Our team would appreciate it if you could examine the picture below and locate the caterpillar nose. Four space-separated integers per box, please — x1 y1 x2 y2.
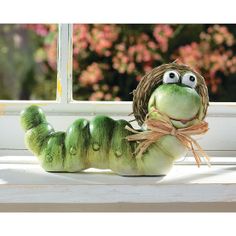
153 84 201 121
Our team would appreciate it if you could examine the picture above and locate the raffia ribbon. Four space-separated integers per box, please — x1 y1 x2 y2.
125 111 210 167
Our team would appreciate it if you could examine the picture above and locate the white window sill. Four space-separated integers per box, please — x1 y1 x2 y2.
0 156 235 212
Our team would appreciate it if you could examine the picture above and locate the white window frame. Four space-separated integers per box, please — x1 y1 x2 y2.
0 24 236 160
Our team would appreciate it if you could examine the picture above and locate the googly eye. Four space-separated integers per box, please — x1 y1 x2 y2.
181 72 197 88
163 70 180 84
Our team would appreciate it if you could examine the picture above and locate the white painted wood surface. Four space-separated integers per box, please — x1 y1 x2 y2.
0 156 235 211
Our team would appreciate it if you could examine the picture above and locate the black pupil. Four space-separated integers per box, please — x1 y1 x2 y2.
189 76 195 82
169 72 175 78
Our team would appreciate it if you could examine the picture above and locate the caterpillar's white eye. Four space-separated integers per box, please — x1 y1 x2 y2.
181 72 197 88
163 70 180 84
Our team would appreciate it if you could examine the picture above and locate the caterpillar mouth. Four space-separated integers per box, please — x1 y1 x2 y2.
169 115 197 124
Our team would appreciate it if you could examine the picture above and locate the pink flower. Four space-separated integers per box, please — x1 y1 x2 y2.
88 24 119 56
173 25 236 94
112 32 161 74
79 63 104 86
73 24 90 55
45 40 57 70
153 25 173 52
89 91 104 101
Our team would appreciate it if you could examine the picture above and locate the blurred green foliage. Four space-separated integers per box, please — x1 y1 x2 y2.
0 24 57 100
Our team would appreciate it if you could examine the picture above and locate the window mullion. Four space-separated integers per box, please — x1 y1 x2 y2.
57 24 73 104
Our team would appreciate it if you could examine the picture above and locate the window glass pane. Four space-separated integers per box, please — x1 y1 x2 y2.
72 24 236 102
0 24 57 100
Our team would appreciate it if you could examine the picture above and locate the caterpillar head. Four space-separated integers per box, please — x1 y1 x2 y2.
133 63 209 128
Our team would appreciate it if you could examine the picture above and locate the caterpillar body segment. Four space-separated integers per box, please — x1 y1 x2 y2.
64 118 90 172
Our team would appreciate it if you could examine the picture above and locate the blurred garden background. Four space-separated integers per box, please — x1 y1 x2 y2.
1 24 236 101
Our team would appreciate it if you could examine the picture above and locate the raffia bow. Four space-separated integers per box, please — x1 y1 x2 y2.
125 111 210 167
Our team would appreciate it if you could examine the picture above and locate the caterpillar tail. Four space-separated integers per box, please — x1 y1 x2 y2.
20 105 67 172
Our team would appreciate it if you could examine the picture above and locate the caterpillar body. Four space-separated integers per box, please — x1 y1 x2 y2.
20 63 209 176
20 105 187 176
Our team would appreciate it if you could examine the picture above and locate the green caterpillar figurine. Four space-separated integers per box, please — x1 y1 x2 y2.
20 63 209 176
